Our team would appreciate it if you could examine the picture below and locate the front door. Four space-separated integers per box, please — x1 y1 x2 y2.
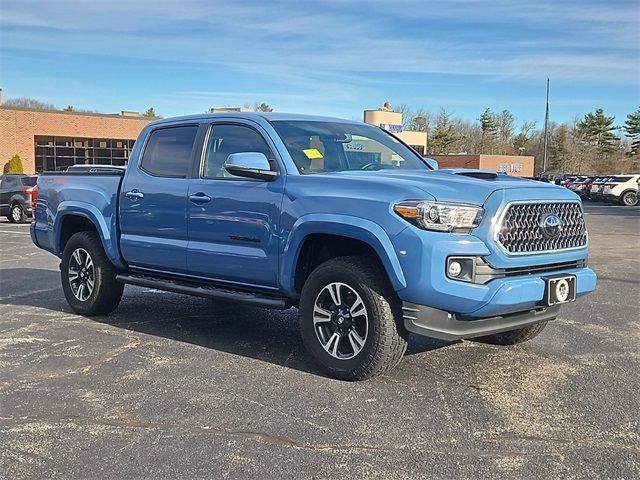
187 123 284 289
119 125 199 275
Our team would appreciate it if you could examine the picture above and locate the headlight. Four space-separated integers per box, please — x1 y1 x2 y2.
393 201 483 233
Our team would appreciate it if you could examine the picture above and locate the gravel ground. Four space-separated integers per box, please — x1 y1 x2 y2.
0 202 638 479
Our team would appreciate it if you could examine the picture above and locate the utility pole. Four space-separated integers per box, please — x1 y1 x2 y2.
542 77 550 173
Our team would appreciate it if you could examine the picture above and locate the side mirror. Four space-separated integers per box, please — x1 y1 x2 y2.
424 157 439 170
224 152 278 181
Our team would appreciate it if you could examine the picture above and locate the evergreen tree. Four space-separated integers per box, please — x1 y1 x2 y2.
143 107 158 118
63 105 74 111
576 108 619 154
623 107 640 156
254 102 273 112
478 108 498 153
428 110 464 154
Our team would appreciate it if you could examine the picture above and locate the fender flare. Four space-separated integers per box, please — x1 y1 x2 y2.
53 201 125 269
280 213 407 297
619 189 637 199
8 194 26 209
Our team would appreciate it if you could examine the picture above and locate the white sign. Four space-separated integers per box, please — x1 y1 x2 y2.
499 163 523 173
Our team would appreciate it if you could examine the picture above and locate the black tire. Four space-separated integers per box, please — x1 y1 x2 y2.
472 322 547 346
299 256 408 381
61 231 124 316
620 191 638 207
8 204 26 223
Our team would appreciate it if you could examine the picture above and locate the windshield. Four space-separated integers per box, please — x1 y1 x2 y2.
270 120 429 174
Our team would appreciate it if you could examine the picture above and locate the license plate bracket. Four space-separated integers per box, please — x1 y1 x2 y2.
544 275 577 306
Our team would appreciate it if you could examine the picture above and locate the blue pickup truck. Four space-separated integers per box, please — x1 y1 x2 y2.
31 113 596 380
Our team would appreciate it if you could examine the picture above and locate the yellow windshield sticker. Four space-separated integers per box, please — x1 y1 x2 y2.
303 148 323 159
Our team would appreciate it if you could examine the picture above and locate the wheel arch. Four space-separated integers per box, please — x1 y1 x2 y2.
54 202 125 269
281 214 406 298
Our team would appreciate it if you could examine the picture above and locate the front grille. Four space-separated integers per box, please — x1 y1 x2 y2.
497 202 587 254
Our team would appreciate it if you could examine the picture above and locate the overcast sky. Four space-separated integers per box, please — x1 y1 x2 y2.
1 0 638 125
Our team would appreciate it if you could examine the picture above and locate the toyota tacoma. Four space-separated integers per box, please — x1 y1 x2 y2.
31 113 597 380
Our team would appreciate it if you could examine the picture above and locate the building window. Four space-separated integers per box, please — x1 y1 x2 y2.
34 136 137 172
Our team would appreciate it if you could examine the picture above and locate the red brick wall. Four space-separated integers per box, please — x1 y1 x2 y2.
429 155 481 170
1 107 152 173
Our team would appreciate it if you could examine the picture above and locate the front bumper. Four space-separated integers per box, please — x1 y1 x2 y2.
391 226 597 317
402 303 560 341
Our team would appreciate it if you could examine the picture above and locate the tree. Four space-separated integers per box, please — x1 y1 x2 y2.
576 108 619 154
512 121 537 154
393 104 431 132
143 107 158 118
254 102 273 112
496 110 515 154
7 154 24 174
4 97 56 110
63 105 74 112
623 107 640 156
478 108 498 153
428 110 465 154
547 124 570 172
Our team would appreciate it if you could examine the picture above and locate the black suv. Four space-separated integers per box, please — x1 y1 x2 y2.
0 174 38 223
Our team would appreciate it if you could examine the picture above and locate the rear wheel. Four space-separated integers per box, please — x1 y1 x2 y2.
61 231 124 315
472 322 547 345
8 204 26 223
620 191 638 206
299 256 408 381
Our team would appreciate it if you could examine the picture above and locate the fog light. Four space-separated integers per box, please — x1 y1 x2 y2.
448 261 462 277
446 257 477 282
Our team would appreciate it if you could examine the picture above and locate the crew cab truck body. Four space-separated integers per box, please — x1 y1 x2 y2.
32 113 597 380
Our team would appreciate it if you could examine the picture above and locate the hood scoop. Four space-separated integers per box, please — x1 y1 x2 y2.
451 169 499 180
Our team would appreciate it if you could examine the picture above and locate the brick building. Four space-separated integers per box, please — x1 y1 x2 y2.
0 107 152 174
429 154 535 177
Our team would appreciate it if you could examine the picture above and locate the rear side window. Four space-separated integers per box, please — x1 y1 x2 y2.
141 126 198 177
21 177 37 187
611 176 632 182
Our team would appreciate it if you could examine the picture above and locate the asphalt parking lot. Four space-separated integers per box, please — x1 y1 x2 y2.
1 203 638 479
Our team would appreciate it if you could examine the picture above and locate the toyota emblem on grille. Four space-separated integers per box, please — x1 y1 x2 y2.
540 213 562 239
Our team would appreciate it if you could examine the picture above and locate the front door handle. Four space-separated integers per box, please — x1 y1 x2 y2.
189 192 212 204
125 190 144 200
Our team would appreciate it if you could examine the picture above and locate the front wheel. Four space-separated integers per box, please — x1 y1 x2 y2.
299 256 408 381
61 231 124 315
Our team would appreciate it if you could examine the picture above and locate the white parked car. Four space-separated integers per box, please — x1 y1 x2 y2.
603 174 639 206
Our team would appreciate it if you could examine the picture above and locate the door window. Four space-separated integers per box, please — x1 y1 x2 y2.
140 126 198 177
2 177 18 189
202 125 275 179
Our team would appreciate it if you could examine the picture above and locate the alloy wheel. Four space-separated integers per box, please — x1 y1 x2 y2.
623 192 637 206
68 248 95 301
11 206 22 222
313 282 368 360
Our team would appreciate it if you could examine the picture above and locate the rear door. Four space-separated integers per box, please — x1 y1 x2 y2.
186 122 284 288
119 124 199 275
0 176 18 215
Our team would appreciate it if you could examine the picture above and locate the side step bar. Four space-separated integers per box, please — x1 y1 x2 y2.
116 273 291 310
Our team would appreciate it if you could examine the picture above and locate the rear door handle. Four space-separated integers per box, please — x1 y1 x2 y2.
189 192 212 204
125 190 144 200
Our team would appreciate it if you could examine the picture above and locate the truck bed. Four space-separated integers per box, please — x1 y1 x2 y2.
32 170 125 267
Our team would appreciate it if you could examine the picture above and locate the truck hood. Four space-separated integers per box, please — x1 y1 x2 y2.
320 169 574 205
